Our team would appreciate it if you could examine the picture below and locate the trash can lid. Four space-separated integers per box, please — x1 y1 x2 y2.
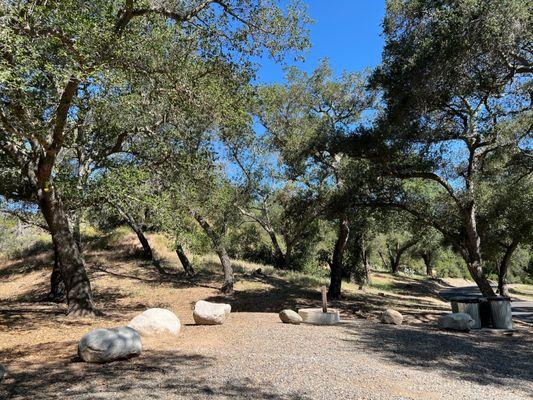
449 297 480 303
486 296 511 301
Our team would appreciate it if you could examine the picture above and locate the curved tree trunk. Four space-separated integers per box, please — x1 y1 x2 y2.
462 214 495 297
390 250 400 274
463 162 496 296
498 240 519 297
387 239 417 275
39 187 97 316
267 228 287 269
421 252 434 277
48 242 66 302
112 203 154 260
175 241 195 278
237 206 287 269
190 210 234 293
328 214 350 299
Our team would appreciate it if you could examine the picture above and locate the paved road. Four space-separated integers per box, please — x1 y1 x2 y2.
440 285 533 325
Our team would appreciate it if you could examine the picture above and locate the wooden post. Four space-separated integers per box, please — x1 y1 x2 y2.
321 286 328 313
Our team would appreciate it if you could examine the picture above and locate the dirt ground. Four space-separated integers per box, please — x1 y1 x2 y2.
0 234 532 399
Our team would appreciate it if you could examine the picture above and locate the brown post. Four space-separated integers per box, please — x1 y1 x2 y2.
321 286 328 313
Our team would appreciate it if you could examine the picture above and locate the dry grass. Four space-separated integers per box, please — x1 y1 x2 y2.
0 230 452 366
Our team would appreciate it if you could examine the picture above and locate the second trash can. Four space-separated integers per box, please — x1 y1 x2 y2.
450 297 481 329
487 296 513 329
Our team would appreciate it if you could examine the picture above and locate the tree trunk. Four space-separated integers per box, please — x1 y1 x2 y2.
463 208 495 297
465 259 495 297
390 252 400 274
191 210 234 293
71 211 82 252
421 253 434 277
238 206 287 269
39 187 97 316
463 150 496 297
387 239 417 275
498 240 519 297
362 245 372 285
112 203 154 260
48 243 66 302
132 226 153 260
328 214 350 299
175 241 195 277
267 228 287 269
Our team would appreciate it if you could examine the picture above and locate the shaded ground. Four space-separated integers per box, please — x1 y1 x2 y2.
1 232 532 399
1 315 532 399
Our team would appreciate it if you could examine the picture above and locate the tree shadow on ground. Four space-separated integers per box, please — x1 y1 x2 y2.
205 272 326 313
203 271 449 323
386 279 451 297
0 250 53 279
0 347 310 400
342 321 533 391
0 287 145 333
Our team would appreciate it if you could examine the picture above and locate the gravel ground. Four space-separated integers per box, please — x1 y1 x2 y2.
2 313 532 400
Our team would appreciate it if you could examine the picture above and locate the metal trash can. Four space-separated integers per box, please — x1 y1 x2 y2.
487 296 513 329
450 297 481 329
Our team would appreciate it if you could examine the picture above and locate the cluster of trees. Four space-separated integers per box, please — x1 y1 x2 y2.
1 0 531 316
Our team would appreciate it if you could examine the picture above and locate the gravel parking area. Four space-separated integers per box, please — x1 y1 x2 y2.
2 313 532 400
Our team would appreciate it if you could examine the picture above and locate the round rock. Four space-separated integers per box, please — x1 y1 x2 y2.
78 326 142 363
298 308 341 325
193 300 231 325
279 309 303 325
128 308 181 337
380 309 403 325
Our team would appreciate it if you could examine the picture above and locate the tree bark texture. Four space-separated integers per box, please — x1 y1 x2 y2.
328 214 350 299
39 186 97 316
191 210 234 293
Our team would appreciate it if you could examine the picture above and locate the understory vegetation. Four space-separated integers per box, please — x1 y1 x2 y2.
0 0 531 316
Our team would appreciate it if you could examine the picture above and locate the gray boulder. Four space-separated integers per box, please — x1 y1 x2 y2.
78 327 142 363
193 300 231 325
128 308 181 337
380 309 403 325
438 313 475 331
279 309 303 325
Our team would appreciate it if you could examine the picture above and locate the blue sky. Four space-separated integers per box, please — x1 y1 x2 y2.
256 0 386 84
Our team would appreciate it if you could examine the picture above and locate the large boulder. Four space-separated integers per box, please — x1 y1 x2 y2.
78 327 142 363
279 309 303 325
380 309 403 325
193 300 231 325
438 313 475 331
128 308 181 337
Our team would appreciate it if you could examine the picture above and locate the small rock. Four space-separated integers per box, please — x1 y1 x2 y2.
78 327 142 363
128 308 181 337
378 292 385 297
380 309 403 325
438 313 475 331
193 300 231 325
279 309 303 325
